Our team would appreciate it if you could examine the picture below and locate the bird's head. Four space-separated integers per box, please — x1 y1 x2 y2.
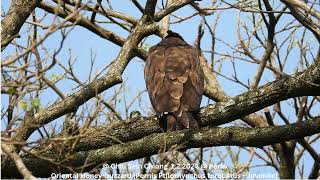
165 30 184 40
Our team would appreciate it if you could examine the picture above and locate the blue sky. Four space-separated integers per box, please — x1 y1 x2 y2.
1 0 319 178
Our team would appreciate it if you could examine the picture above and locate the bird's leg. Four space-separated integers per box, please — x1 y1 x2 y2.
167 113 177 132
176 111 199 130
187 112 199 130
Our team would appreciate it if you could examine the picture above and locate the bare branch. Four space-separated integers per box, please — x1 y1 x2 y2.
22 61 320 153
1 0 42 51
281 0 320 42
2 116 320 178
1 143 36 179
11 4 159 152
155 0 199 21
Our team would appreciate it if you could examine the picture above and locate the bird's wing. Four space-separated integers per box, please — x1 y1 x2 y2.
144 45 166 113
180 46 204 111
145 43 204 114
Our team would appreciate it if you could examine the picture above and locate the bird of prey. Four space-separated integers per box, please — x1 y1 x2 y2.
144 30 204 131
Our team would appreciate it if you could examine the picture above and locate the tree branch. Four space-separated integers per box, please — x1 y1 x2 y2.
2 116 320 178
74 61 320 151
282 0 320 20
11 5 159 152
281 0 320 43
155 0 199 21
37 2 147 60
1 143 36 179
10 61 320 154
250 0 277 89
1 0 42 51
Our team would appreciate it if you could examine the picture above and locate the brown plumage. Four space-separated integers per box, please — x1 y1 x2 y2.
144 30 204 131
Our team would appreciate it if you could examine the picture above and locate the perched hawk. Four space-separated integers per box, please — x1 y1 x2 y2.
144 30 204 131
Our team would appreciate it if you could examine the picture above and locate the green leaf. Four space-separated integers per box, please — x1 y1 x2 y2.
19 100 28 111
293 67 299 77
31 97 41 109
50 73 59 81
140 44 151 51
38 106 44 113
7 87 16 95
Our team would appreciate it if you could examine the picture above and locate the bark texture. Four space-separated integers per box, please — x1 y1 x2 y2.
1 0 42 50
2 116 319 178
